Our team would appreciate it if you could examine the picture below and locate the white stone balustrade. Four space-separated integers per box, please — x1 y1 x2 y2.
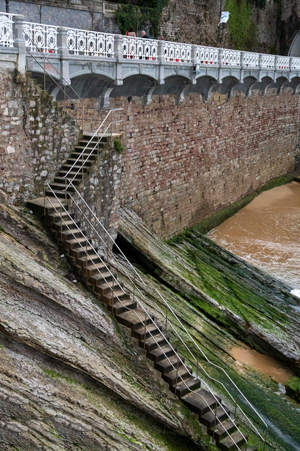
22 22 58 53
122 36 158 60
2 12 300 89
67 28 114 57
196 46 219 66
164 41 192 63
242 51 259 69
0 13 14 48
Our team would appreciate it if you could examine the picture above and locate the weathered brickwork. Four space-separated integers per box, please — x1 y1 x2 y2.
66 90 300 239
0 69 80 204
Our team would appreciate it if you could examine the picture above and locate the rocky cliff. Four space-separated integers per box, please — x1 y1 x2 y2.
0 204 206 450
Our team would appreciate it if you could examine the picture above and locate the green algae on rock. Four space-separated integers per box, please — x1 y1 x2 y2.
285 377 300 403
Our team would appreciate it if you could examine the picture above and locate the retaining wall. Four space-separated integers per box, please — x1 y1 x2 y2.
0 68 80 204
69 89 300 239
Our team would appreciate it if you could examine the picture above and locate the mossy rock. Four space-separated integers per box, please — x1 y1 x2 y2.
285 377 300 402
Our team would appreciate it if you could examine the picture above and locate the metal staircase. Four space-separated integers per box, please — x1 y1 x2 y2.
27 113 270 451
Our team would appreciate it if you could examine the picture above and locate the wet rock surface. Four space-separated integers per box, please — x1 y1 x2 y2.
117 208 300 370
117 207 300 450
0 205 205 451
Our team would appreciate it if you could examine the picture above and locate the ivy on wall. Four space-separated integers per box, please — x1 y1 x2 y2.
114 0 168 37
225 0 258 50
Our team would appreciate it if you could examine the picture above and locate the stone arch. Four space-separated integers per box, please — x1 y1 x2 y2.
186 75 218 101
265 76 289 95
110 74 156 99
249 76 273 96
210 76 239 99
55 74 114 100
232 76 258 97
152 75 190 97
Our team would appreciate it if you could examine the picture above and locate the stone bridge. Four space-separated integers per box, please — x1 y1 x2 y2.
2 11 300 105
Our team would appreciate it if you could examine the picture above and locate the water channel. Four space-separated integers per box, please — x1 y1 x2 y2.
207 181 300 291
206 181 300 449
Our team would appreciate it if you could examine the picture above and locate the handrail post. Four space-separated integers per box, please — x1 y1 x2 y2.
165 306 168 330
13 14 26 75
57 26 71 87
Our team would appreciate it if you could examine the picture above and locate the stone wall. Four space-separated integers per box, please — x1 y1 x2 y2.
0 0 120 34
0 68 81 204
65 90 300 240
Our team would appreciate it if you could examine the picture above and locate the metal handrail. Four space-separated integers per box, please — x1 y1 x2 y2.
63 108 123 181
61 181 268 448
45 185 247 450
23 30 85 127
25 46 83 118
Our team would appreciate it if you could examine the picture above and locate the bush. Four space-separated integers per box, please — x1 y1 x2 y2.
114 139 124 153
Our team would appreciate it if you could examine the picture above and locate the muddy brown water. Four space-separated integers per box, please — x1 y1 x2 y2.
207 182 300 384
230 345 294 385
207 181 300 290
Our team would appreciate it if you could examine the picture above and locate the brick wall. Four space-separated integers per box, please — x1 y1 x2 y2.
66 89 300 239
0 69 80 204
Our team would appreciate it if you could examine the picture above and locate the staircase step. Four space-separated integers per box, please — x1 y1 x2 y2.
57 170 83 180
182 388 221 417
108 298 137 315
70 245 95 258
52 219 75 230
200 406 231 429
66 158 93 166
154 354 185 375
209 418 237 442
61 227 82 240
45 189 70 199
27 197 67 215
97 280 120 294
218 431 247 451
170 376 201 398
48 211 71 222
147 344 176 363
84 262 106 275
49 182 76 191
102 289 130 305
163 365 191 386
65 237 87 249
132 323 160 340
77 253 102 267
89 271 113 285
70 152 97 159
54 176 80 185
139 333 168 352
115 309 152 330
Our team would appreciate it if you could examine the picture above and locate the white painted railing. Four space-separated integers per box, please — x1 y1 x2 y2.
23 22 58 53
196 46 219 66
2 12 300 76
164 41 192 63
242 51 260 68
276 55 290 70
0 13 14 48
122 36 158 60
67 28 114 57
261 54 275 70
221 49 241 67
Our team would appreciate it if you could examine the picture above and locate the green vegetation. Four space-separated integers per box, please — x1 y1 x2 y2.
115 0 168 37
286 376 300 402
114 138 125 154
225 0 257 50
0 224 5 233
